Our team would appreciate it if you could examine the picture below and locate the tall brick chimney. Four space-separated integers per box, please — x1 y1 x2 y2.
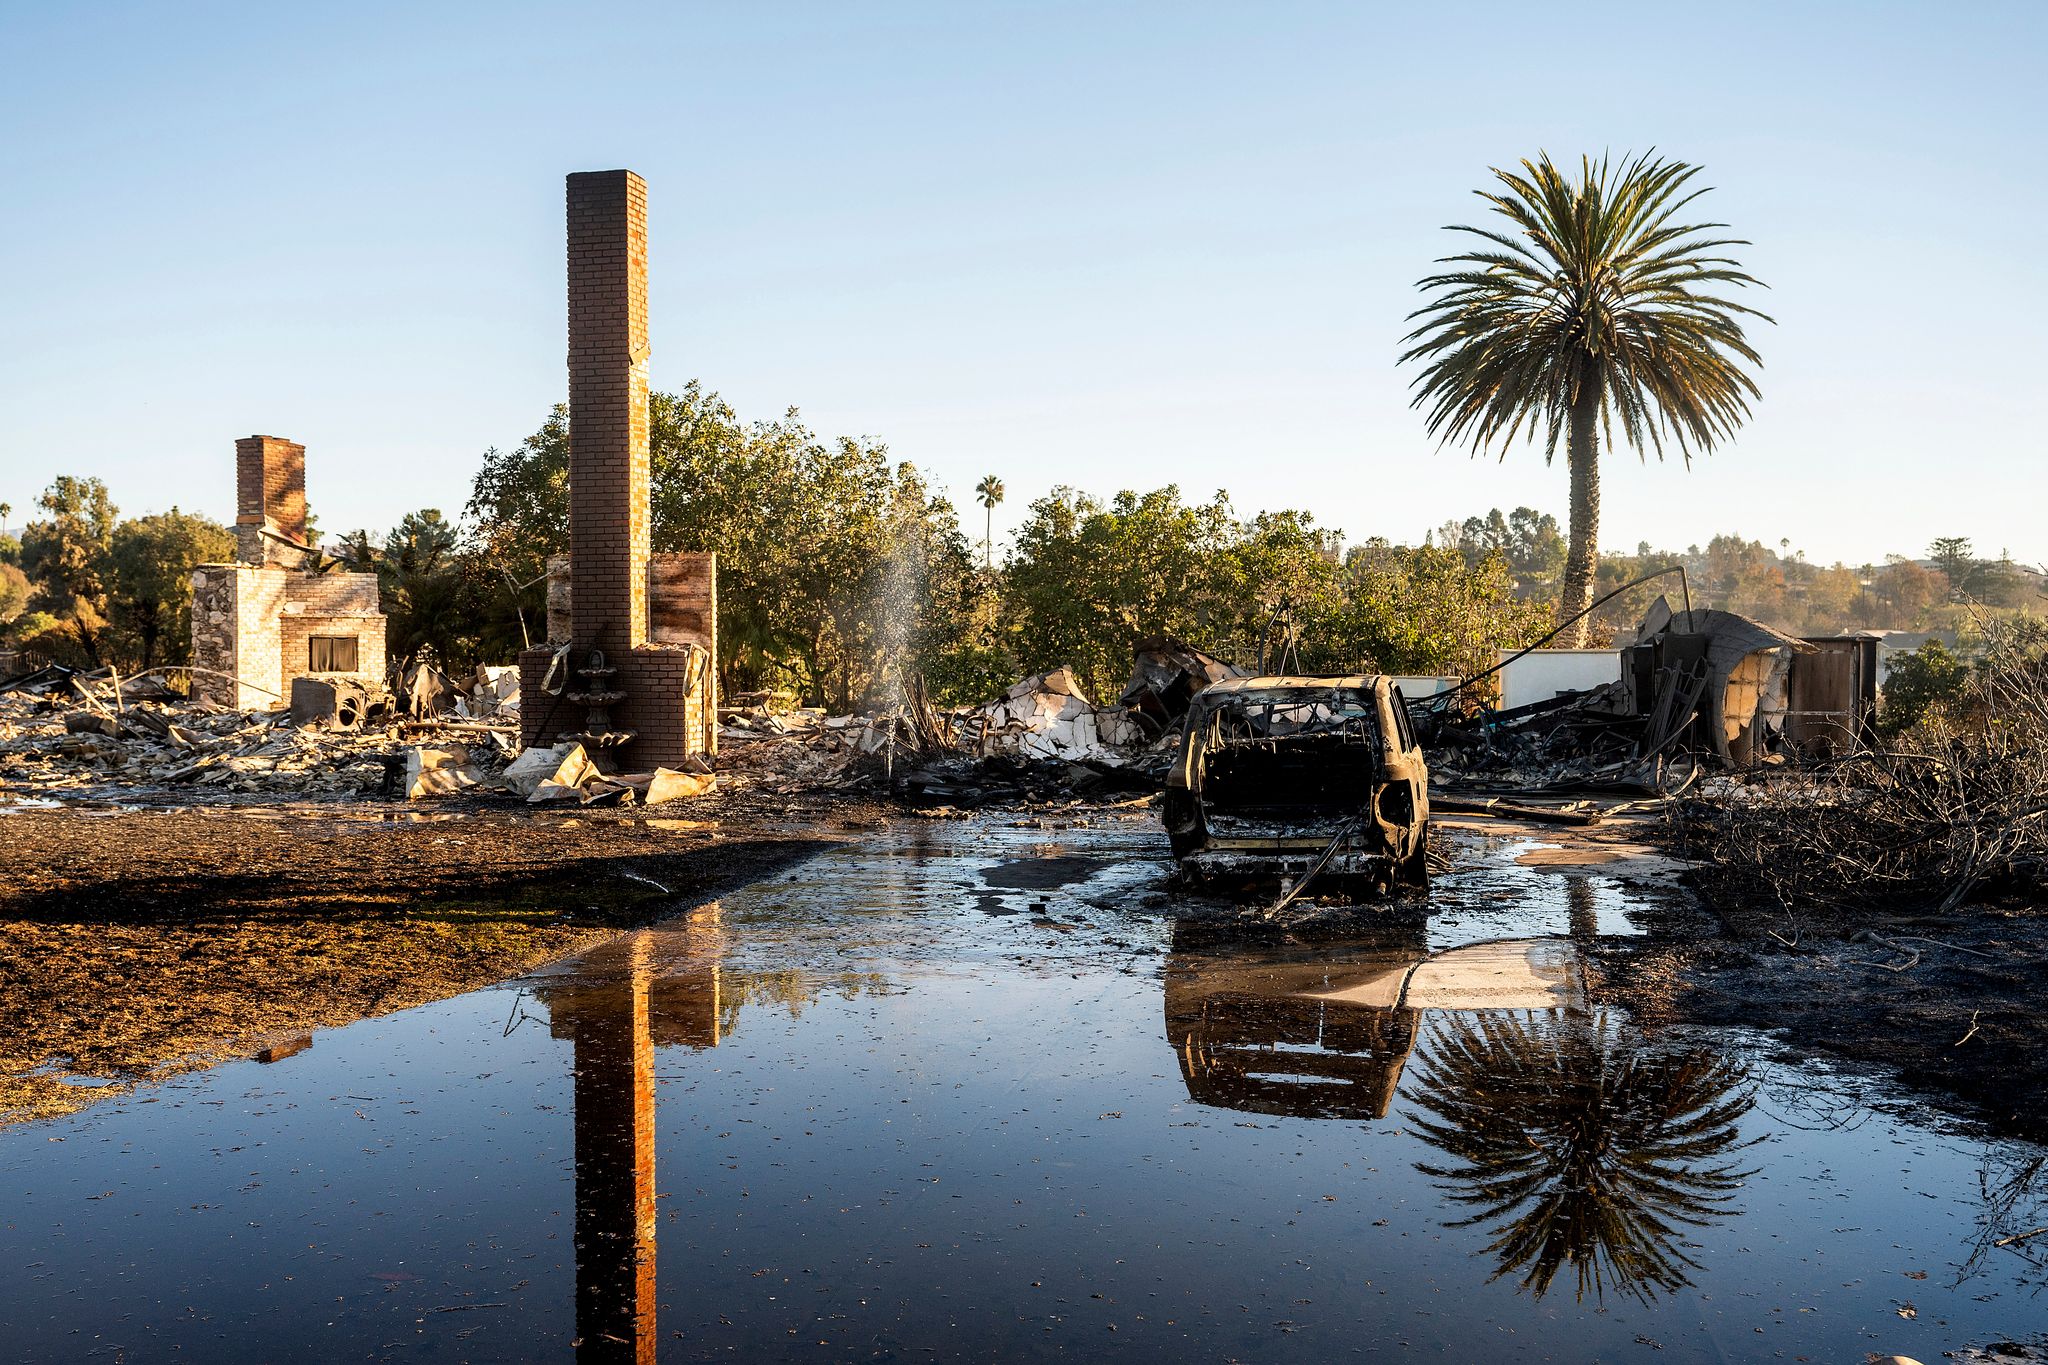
520 168 717 768
566 170 651 659
234 434 307 564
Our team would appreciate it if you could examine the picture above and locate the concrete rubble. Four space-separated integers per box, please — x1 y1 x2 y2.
0 650 1212 810
404 744 484 799
962 667 1148 762
0 664 723 810
3 595 1904 818
1 668 437 798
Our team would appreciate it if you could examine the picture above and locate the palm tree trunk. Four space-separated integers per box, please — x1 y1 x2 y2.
1557 384 1602 647
984 506 992 570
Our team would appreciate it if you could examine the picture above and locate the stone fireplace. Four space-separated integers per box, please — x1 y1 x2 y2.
190 436 386 710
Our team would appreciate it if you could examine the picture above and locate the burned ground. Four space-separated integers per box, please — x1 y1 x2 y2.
1589 855 2048 1140
0 804 842 1126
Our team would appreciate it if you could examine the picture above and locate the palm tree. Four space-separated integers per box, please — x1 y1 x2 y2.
973 474 1005 571
1402 153 1769 644
1406 1009 1756 1304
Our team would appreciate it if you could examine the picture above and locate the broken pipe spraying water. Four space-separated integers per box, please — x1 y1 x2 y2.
873 490 928 788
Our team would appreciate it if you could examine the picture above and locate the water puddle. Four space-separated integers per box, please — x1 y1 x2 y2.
3 820 2043 1360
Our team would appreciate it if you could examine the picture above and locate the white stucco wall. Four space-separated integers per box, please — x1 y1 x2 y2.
1496 649 1620 710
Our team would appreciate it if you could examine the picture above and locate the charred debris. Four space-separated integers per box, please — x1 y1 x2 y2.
1422 594 1877 801
12 578 2009 918
4 599 1885 823
1675 620 2048 923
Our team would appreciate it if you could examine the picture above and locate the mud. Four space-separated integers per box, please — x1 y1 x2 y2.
1600 881 2048 1139
0 802 843 1125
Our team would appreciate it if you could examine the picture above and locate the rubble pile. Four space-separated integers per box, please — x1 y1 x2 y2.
456 665 521 720
1118 639 1245 737
5 645 1245 810
0 665 712 808
0 669 451 798
959 667 1147 761
1423 601 1812 796
711 707 894 794
1425 683 1675 794
711 664 1182 804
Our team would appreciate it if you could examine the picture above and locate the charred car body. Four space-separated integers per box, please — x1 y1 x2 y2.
1163 675 1430 897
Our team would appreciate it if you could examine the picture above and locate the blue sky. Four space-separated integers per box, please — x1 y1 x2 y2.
2 1 2042 567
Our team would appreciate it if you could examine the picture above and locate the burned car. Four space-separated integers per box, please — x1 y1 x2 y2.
1163 675 1430 897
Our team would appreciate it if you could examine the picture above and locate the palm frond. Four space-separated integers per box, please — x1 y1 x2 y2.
1403 152 1768 466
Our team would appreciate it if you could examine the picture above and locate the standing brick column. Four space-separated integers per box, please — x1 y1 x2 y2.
567 170 651 659
522 169 715 769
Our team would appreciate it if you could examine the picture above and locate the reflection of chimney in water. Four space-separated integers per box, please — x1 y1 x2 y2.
551 935 658 1364
540 903 729 1363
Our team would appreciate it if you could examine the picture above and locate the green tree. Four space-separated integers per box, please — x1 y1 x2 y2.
1403 153 1770 645
1960 550 2030 609
1880 639 1972 734
1318 541 1548 680
1443 507 1568 590
106 508 234 668
469 384 980 708
973 475 1005 570
1004 485 1244 698
17 476 118 666
1505 507 1567 582
371 509 476 671
1003 488 1545 696
1927 536 1975 600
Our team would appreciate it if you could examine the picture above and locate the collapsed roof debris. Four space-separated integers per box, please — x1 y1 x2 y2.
964 667 1149 762
712 665 1171 806
1118 639 1245 738
1421 598 1858 795
0 661 721 809
1 665 521 801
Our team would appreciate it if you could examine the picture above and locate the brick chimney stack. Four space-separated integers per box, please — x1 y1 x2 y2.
519 168 717 767
565 169 651 659
234 434 307 564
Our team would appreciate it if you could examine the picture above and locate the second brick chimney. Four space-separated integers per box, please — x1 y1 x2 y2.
234 434 308 564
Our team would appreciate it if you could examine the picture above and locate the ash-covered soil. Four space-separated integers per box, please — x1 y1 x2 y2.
0 800 857 1125
1590 858 2048 1139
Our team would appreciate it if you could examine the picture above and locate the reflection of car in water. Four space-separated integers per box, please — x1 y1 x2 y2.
1162 676 1430 898
1162 922 1589 1121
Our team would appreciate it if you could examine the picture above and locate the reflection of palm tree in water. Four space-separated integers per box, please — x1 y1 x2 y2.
1406 1009 1756 1304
